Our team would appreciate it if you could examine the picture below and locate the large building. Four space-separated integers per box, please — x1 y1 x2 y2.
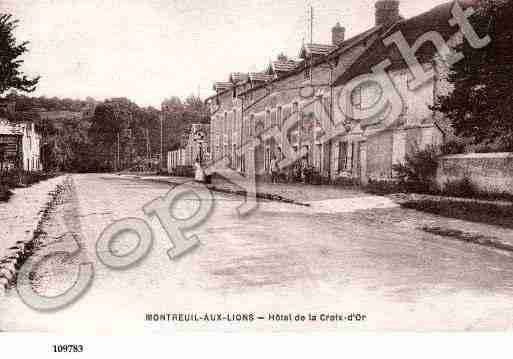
205 0 480 183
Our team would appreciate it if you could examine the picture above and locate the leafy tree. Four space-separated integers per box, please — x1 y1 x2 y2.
433 0 513 150
161 94 209 156
161 96 183 112
0 14 39 94
89 103 120 168
394 146 439 184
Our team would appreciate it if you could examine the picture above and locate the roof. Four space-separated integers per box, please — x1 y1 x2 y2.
249 72 274 83
207 7 394 101
229 72 249 84
0 119 21 135
268 59 301 74
299 43 338 58
213 82 233 92
330 26 382 56
333 1 477 86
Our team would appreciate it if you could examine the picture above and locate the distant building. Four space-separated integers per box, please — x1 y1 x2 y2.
167 148 186 171
0 119 42 172
168 123 210 172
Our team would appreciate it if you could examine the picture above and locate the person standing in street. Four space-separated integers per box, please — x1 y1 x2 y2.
194 157 205 183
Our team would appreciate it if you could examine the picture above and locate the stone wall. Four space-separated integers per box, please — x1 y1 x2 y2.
437 153 513 195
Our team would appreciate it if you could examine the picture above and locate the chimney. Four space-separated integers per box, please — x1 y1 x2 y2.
332 22 346 46
375 0 400 26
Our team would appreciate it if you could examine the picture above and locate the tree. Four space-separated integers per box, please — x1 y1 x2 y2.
89 104 120 150
184 94 208 118
433 0 513 150
0 14 39 94
161 96 183 112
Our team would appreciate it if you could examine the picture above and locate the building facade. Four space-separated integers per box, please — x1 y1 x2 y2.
206 0 479 183
0 119 42 172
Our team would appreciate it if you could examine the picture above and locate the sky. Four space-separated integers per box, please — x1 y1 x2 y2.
1 0 447 108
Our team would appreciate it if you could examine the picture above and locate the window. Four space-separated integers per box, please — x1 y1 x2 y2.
224 112 228 133
232 144 237 168
271 110 277 128
233 109 237 133
305 66 311 80
293 102 298 113
277 107 282 128
232 86 237 99
265 110 271 129
351 87 362 110
250 115 255 136
338 141 347 172
283 106 291 122
265 147 270 172
322 96 331 113
352 142 360 171
350 142 355 170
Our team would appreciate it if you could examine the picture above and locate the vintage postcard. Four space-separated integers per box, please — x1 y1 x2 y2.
1 0 512 346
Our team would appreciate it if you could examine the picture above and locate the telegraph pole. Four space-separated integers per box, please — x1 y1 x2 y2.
310 5 313 44
117 132 120 172
160 113 164 170
145 128 150 171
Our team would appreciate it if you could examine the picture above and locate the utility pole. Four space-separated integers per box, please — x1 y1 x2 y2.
240 98 244 173
160 113 164 170
117 132 120 172
129 112 133 167
310 5 313 44
146 127 150 170
309 5 314 84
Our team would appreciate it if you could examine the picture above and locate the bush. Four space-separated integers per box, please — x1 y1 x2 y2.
364 179 402 195
333 176 359 187
443 177 477 198
305 168 330 185
440 140 466 155
392 145 440 193
401 199 513 229
0 170 57 190
170 165 194 178
0 184 13 202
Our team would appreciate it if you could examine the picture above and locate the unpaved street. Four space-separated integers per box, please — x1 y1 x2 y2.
2 173 513 333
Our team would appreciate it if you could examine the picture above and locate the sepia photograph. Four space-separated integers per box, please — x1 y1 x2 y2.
0 0 513 353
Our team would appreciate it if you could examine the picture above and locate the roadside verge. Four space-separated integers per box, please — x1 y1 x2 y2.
0 175 67 295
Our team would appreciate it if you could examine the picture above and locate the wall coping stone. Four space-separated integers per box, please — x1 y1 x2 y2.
440 152 513 160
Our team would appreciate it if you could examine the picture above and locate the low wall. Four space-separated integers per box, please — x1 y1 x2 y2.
437 153 513 194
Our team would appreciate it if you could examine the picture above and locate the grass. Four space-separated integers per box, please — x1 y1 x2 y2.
364 178 513 203
402 199 513 229
0 171 57 203
421 226 513 252
0 184 13 202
